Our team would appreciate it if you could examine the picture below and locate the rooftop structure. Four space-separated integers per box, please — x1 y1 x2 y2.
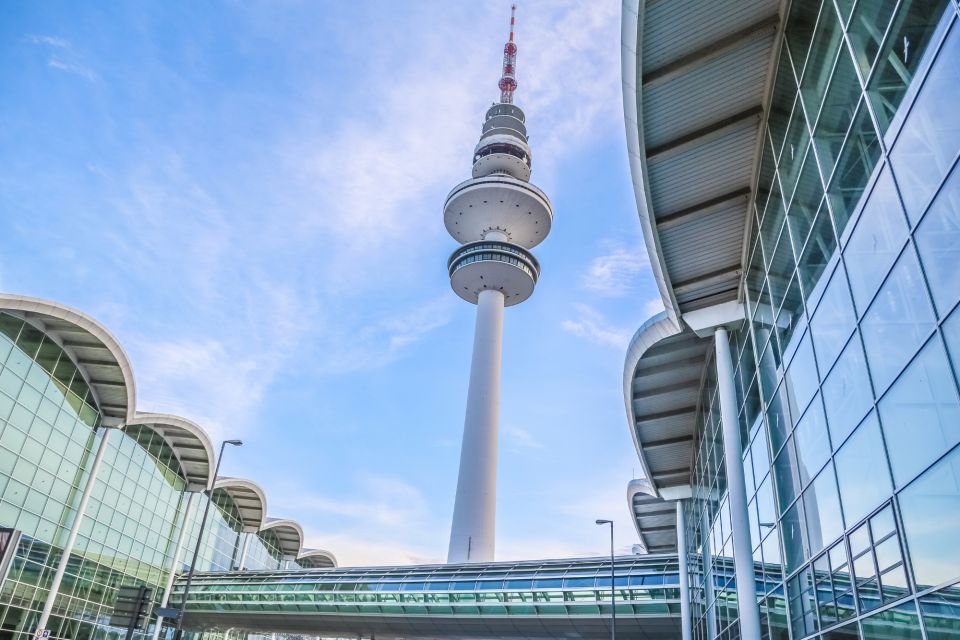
445 5 554 564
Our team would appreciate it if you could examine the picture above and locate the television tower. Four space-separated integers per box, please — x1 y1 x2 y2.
445 4 553 564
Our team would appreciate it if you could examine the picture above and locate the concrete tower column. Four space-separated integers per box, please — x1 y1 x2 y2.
152 491 196 640
676 500 692 640
448 288 504 563
714 327 762 640
36 428 114 634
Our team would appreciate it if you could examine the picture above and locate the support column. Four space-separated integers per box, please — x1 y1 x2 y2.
701 505 717 640
715 327 762 640
36 428 114 634
448 288 504 563
676 500 692 640
152 492 196 640
237 533 251 571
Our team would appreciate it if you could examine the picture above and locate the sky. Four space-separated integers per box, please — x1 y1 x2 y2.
0 1 664 566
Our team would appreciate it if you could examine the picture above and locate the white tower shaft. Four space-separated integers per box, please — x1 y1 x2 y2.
448 288 504 563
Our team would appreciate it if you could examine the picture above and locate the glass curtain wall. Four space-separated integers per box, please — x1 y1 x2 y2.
243 531 285 572
686 1 960 639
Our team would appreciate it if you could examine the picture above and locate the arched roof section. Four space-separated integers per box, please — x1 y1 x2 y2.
0 294 136 426
621 0 783 318
130 412 215 492
623 312 710 494
260 518 304 559
627 479 677 555
213 477 266 533
296 549 338 569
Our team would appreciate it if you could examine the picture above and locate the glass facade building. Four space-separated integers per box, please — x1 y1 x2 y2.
0 298 335 640
623 0 960 639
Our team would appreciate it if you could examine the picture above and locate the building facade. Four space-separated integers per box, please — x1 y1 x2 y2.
0 296 335 640
622 0 960 639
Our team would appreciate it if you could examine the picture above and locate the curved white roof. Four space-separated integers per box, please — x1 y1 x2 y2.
214 477 267 532
296 548 338 569
0 294 136 426
627 479 678 554
621 0 782 318
260 518 304 559
130 412 216 492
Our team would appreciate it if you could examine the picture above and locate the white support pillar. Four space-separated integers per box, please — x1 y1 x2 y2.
714 327 762 640
701 506 717 640
152 492 197 640
36 428 114 634
676 500 692 640
447 288 504 563
237 533 251 571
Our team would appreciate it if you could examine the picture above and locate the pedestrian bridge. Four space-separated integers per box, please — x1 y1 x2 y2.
173 555 683 639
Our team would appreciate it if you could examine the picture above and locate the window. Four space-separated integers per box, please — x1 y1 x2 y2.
898 444 960 590
835 412 893 525
914 163 960 316
822 334 873 444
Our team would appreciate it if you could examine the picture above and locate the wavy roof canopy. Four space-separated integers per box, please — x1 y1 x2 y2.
214 477 267 533
131 412 215 492
261 518 305 559
0 294 136 426
296 549 338 569
627 479 677 554
622 0 782 320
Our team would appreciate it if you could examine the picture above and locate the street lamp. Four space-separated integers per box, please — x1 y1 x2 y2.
595 519 616 640
173 439 242 640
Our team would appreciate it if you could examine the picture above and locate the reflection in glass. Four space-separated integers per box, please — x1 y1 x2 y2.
889 12 960 220
915 164 960 316
822 334 873 444
861 247 936 393
859 601 923 639
794 397 832 481
843 166 909 314
811 267 857 370
814 53 862 179
868 0 952 137
879 337 960 487
847 0 898 78
827 104 882 236
919 583 960 640
899 444 960 590
805 463 844 555
835 412 893 525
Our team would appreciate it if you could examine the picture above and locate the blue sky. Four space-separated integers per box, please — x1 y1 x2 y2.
0 1 663 565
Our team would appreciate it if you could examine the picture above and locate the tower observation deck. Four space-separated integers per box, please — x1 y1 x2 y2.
445 5 553 564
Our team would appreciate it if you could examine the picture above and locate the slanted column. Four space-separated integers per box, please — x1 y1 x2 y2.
237 533 251 570
714 327 762 640
36 428 114 635
676 500 692 640
152 492 197 640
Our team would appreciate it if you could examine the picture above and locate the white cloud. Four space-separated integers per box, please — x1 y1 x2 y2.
582 246 650 296
27 34 98 81
643 296 666 318
502 423 544 451
561 304 630 349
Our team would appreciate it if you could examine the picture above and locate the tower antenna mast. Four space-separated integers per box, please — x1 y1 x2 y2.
499 4 518 104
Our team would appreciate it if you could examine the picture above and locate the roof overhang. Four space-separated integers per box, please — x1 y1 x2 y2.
214 477 267 533
621 0 783 318
130 412 215 492
627 479 679 554
0 294 136 426
296 549 338 569
261 518 305 560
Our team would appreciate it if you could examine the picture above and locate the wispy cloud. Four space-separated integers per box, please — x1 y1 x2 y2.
503 423 544 451
27 34 98 82
561 304 630 349
582 245 650 296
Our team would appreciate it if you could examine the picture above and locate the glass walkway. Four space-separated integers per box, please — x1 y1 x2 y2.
173 555 683 639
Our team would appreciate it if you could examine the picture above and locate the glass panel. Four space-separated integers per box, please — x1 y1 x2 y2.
797 201 839 305
835 412 893 525
843 167 909 313
847 0 898 79
919 584 960 640
800 6 844 116
804 463 844 553
786 0 823 77
827 103 882 236
823 620 859 639
859 601 923 639
794 397 832 480
860 247 936 393
899 444 960 590
822 334 873 444
811 267 857 370
880 337 960 487
889 18 960 221
814 54 863 178
785 332 820 418
914 164 960 316
867 0 952 137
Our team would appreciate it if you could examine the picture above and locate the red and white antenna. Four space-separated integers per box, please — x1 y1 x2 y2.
498 4 518 104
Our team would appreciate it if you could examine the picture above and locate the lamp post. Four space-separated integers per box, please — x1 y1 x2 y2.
595 519 616 640
173 439 242 640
